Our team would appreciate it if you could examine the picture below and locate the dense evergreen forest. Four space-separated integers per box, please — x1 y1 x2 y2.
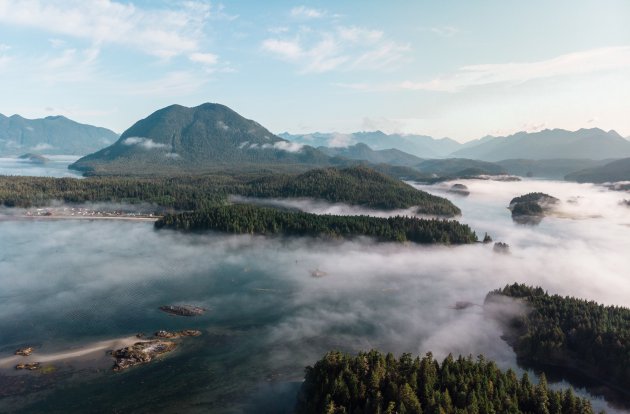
0 166 460 216
296 350 598 414
486 284 630 393
154 204 477 244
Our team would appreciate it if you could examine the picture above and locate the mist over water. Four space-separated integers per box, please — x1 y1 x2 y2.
0 176 629 413
0 156 82 178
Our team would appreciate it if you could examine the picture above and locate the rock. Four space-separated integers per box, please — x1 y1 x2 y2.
493 242 510 254
16 362 41 371
15 347 34 356
310 269 328 278
112 340 177 371
154 329 202 339
159 305 206 317
452 301 475 310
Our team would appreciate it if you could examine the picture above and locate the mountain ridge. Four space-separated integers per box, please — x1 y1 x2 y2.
0 113 118 156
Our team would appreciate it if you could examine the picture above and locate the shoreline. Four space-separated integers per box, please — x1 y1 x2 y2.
0 335 147 371
0 215 159 222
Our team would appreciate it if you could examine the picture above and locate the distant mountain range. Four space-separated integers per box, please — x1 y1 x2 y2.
279 131 460 159
318 143 423 167
451 128 630 161
565 158 630 183
70 103 331 174
0 114 118 156
283 128 630 161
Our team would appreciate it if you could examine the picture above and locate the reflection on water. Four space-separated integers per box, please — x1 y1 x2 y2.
0 178 629 413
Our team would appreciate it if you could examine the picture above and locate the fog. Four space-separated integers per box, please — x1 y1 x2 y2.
0 155 82 178
0 177 629 412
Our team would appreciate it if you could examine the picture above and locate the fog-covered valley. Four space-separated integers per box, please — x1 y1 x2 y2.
1 171 629 413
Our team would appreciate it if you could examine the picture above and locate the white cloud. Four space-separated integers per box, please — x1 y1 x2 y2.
30 143 54 151
216 120 229 131
189 52 219 67
429 26 460 38
0 0 221 59
327 133 354 148
123 137 167 149
261 26 409 73
165 152 180 159
290 6 325 19
397 46 630 92
273 141 304 153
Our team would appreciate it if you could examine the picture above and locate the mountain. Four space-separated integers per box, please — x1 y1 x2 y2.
70 103 331 174
280 131 461 158
565 158 630 183
497 159 610 179
450 128 630 161
415 158 506 176
0 114 118 156
317 143 423 166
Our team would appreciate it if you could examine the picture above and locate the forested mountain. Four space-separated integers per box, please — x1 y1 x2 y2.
239 166 460 215
280 131 461 158
415 158 506 177
565 158 630 183
0 166 461 216
0 113 118 156
318 143 423 167
155 204 477 244
451 128 630 161
296 350 596 414
497 159 610 179
70 103 331 174
487 284 630 393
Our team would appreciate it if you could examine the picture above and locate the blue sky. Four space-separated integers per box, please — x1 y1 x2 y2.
0 0 629 142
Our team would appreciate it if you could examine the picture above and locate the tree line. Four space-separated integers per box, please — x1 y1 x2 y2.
296 350 599 414
154 204 477 245
486 284 630 392
0 166 459 216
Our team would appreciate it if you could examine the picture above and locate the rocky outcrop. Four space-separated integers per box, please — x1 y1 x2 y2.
15 362 41 371
112 340 177 372
15 347 34 356
154 329 202 339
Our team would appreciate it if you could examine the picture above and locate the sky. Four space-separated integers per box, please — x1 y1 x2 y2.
0 0 629 142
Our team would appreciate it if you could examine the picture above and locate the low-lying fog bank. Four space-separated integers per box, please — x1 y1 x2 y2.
0 178 629 413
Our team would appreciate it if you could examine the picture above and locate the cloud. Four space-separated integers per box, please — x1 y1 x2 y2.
189 52 219 66
122 136 168 149
30 143 54 151
327 133 354 148
290 6 325 19
0 0 222 59
272 141 304 153
216 120 229 131
342 46 630 93
261 26 409 73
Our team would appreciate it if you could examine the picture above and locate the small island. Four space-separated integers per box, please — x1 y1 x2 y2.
18 153 49 164
485 283 630 395
154 204 478 245
296 350 597 414
508 192 559 224
447 183 470 196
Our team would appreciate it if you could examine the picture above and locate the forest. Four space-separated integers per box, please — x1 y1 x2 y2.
486 284 630 392
0 166 460 216
154 204 477 244
295 350 599 414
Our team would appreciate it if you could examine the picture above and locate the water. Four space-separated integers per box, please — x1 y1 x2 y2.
0 175 629 413
0 156 82 178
